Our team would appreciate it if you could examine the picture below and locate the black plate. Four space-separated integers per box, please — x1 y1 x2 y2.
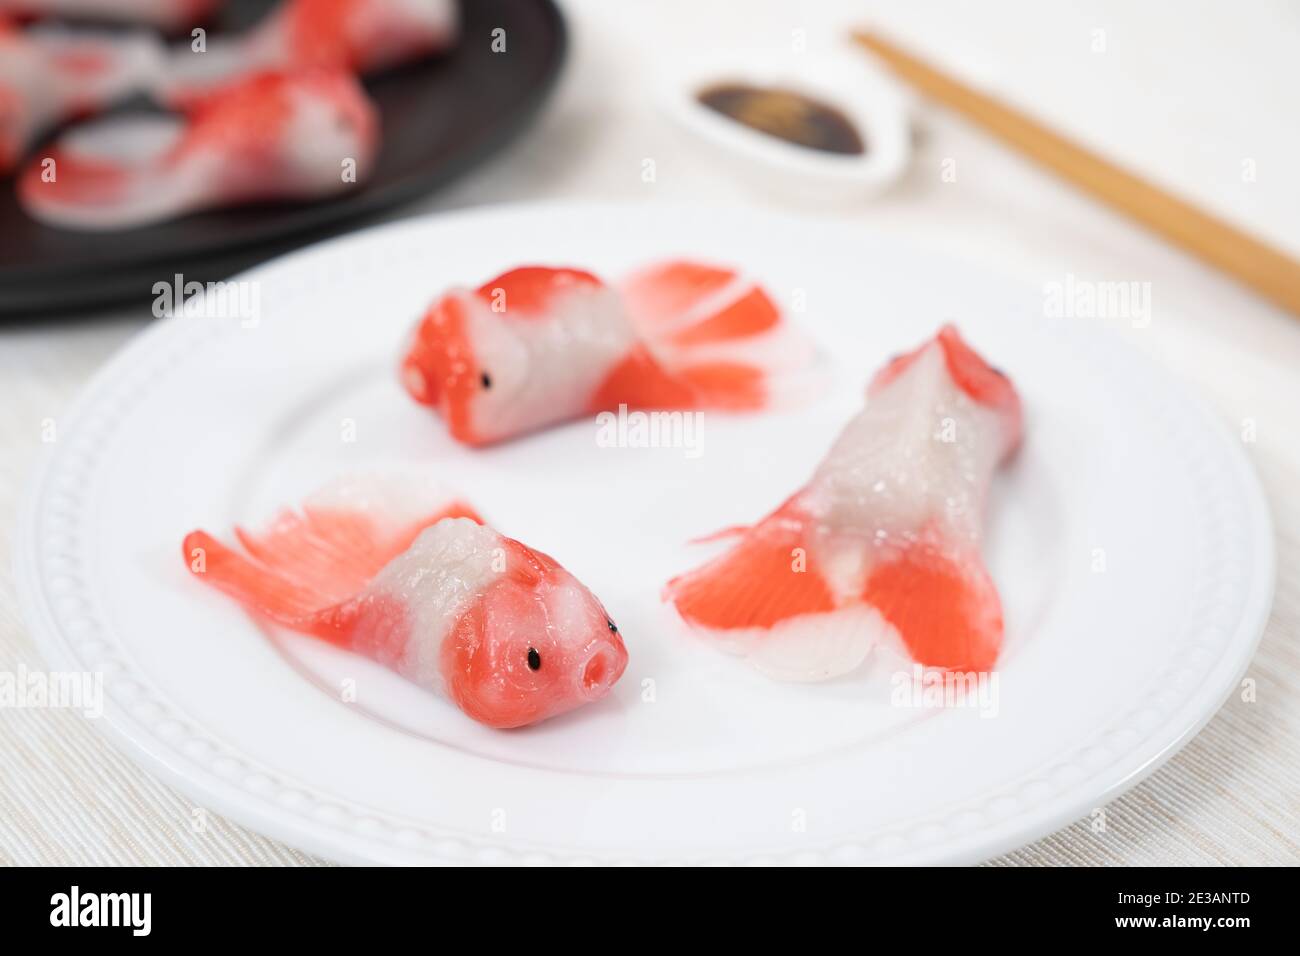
0 0 566 316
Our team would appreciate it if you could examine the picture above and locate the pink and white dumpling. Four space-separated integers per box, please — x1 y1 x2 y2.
156 0 459 109
183 476 629 729
0 17 162 174
19 68 379 230
0 0 220 33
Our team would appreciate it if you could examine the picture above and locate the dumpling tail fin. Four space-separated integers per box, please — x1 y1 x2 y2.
621 259 814 412
862 537 1003 672
182 479 482 639
18 126 192 231
182 530 350 640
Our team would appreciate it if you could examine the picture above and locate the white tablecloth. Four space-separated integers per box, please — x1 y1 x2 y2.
2 0 1298 865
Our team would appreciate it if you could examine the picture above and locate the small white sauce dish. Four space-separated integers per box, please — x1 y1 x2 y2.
660 46 912 203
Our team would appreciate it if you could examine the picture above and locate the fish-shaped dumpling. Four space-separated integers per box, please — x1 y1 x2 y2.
183 479 629 729
18 68 378 230
0 0 221 32
0 18 162 174
665 325 1022 680
401 261 806 446
157 0 458 108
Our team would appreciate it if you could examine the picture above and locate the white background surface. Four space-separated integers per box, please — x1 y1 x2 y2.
2 0 1298 865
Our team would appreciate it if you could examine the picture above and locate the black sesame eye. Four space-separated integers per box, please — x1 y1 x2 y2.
526 647 541 670
989 366 1007 378
607 618 618 633
480 371 492 389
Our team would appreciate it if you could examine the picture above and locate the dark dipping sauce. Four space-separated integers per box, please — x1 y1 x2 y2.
697 83 866 156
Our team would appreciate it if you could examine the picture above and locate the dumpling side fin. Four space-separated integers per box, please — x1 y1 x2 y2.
665 510 836 630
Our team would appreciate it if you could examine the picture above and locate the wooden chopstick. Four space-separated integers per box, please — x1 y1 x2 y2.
852 29 1300 318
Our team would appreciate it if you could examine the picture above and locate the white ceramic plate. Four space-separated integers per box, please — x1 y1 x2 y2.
15 203 1273 865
